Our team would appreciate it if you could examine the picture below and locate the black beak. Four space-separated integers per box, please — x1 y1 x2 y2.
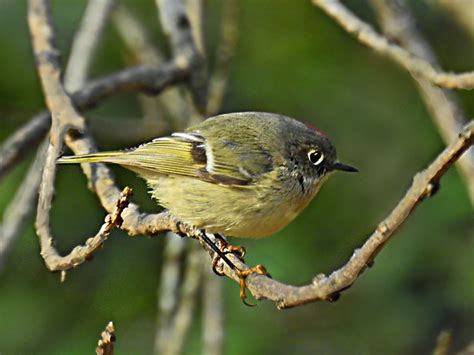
332 161 358 173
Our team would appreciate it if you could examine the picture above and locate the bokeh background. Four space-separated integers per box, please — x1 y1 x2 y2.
1 1 473 354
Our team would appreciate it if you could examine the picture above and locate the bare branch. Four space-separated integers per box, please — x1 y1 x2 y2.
203 122 474 308
0 113 48 180
158 243 202 355
96 321 116 355
432 330 452 355
154 234 186 354
112 4 189 128
202 261 224 355
312 0 474 90
112 4 165 65
156 0 207 111
73 63 188 109
456 341 474 355
29 0 89 272
41 186 132 273
434 0 474 39
206 0 240 115
370 0 474 205
64 0 116 91
185 0 206 56
0 141 47 273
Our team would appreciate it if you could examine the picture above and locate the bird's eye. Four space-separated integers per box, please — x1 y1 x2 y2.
308 150 324 165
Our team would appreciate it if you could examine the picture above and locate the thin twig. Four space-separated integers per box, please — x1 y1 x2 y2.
432 330 452 355
156 0 207 111
96 321 115 355
64 0 116 91
158 243 203 355
206 0 240 115
202 259 224 355
370 0 474 205
0 140 48 273
73 63 189 109
154 234 186 354
112 4 188 128
0 113 48 180
312 0 474 90
185 0 206 56
434 0 474 39
456 341 474 355
29 0 89 272
112 4 165 65
43 186 131 274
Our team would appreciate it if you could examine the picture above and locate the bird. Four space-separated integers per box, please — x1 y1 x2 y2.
58 111 357 302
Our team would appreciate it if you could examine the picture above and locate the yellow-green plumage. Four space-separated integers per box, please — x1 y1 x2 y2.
58 112 352 238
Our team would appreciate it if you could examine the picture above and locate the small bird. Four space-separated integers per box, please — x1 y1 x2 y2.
58 112 357 302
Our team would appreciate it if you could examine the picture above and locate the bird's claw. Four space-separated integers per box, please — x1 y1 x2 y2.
236 264 270 306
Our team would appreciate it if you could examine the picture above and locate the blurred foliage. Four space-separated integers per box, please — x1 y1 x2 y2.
0 0 473 354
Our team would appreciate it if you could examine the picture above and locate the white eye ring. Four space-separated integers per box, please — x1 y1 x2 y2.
308 150 324 165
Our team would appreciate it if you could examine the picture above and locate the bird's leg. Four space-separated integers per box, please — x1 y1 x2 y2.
235 264 269 304
198 231 270 306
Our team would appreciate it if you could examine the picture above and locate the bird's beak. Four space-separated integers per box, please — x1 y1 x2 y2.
332 161 358 173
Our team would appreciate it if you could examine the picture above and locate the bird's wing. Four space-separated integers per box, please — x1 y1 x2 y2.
127 132 263 186
126 132 207 178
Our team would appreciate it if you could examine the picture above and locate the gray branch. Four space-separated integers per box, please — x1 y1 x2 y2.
312 0 474 89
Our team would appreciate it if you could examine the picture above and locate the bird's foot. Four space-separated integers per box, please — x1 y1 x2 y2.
198 232 270 306
236 264 271 306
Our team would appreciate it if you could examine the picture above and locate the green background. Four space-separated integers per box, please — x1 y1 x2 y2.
0 1 473 354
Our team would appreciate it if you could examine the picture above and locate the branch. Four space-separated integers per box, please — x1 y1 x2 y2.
41 186 132 274
202 260 224 355
185 0 205 56
158 243 202 355
64 0 116 91
312 0 474 90
0 141 47 273
0 113 48 180
370 0 474 205
434 0 474 39
96 321 116 355
206 0 240 115
29 0 90 273
156 0 207 111
154 234 186 354
205 122 474 308
73 63 188 109
112 4 189 128
433 330 452 355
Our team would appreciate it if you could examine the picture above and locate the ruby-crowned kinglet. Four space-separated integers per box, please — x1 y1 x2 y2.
58 112 356 238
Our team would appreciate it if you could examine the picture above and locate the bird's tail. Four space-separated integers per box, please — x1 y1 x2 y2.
57 151 128 165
